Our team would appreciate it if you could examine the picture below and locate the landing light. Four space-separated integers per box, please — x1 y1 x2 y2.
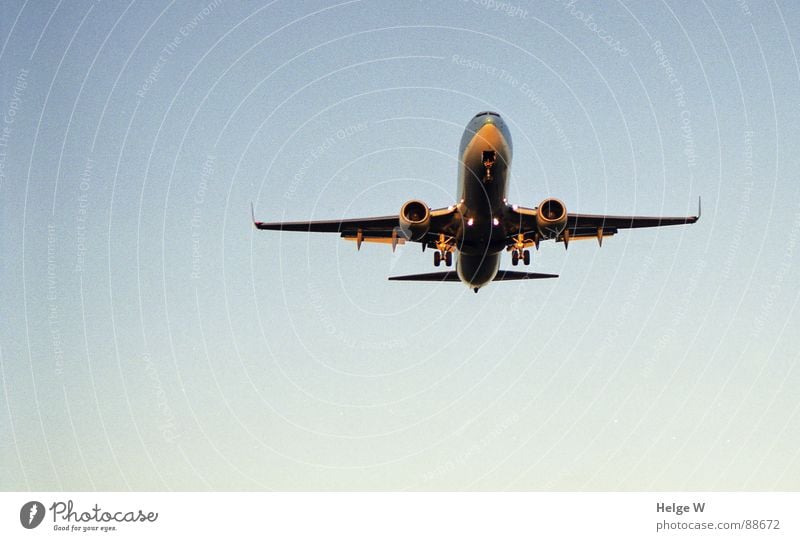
467 218 474 226
493 218 499 226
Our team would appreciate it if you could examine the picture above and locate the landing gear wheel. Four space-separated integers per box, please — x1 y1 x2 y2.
511 251 519 266
445 251 452 267
433 251 441 267
523 250 531 265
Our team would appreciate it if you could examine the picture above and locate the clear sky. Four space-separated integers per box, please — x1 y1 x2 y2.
1 0 799 490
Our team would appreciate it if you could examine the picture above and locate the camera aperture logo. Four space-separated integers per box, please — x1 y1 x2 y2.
20 501 45 529
19 499 159 533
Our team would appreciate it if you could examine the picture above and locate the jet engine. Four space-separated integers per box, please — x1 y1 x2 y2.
399 200 431 240
536 198 567 239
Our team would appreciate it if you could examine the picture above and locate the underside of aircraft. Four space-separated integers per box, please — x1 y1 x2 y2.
253 112 699 292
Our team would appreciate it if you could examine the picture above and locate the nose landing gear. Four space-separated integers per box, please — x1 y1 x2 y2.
482 150 496 182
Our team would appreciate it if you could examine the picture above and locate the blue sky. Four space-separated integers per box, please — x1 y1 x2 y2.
1 0 799 490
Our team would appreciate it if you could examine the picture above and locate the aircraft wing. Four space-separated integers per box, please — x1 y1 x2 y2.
562 204 699 243
252 204 459 248
507 199 700 245
253 213 399 233
566 209 699 231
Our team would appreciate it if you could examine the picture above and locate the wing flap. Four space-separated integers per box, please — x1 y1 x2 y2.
342 234 406 246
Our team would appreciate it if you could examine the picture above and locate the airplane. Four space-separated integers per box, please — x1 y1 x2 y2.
253 111 699 293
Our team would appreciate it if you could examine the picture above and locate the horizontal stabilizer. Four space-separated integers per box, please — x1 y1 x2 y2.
388 271 460 282
493 270 559 280
388 270 558 282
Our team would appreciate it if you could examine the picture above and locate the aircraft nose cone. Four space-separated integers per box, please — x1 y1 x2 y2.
475 122 504 147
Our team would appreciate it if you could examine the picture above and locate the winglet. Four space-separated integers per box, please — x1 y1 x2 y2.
697 196 701 220
251 202 262 228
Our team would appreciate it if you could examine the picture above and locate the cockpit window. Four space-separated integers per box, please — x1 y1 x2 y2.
474 111 499 118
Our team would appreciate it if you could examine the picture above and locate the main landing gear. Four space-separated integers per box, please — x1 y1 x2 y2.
510 233 532 266
432 233 453 267
433 249 453 267
511 249 531 266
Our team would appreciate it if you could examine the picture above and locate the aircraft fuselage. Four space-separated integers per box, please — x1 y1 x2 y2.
455 111 513 289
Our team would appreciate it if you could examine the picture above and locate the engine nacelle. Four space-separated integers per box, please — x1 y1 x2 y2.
399 200 431 241
536 198 567 239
